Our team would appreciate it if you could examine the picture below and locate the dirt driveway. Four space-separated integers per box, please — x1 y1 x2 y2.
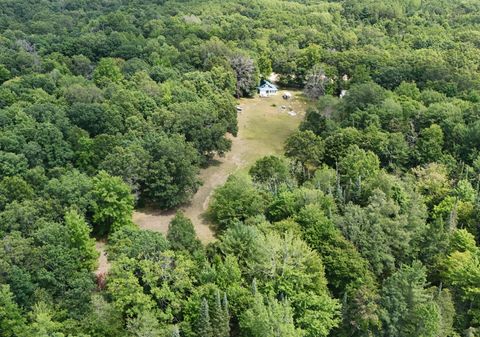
133 91 306 242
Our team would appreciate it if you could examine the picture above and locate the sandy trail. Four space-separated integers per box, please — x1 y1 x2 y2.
132 133 246 242
132 92 305 243
95 240 110 277
95 92 305 275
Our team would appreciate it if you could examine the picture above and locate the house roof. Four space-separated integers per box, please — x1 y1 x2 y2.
258 80 278 90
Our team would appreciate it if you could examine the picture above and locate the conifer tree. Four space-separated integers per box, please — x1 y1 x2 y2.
197 298 213 337
211 290 230 337
172 325 180 337
211 290 223 337
222 292 230 336
251 278 258 296
167 211 202 253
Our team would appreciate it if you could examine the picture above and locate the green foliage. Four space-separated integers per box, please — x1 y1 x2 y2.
108 226 169 261
92 171 134 236
24 302 66 337
442 230 480 327
249 155 291 192
340 189 427 277
250 231 341 336
126 311 162 337
285 130 325 179
107 257 156 318
240 291 303 337
338 145 380 183
167 212 202 254
93 58 124 87
416 124 444 165
0 284 26 337
208 175 266 231
2 0 480 335
64 209 98 270
342 83 387 116
79 294 125 337
197 298 213 337
210 290 230 337
142 133 201 209
296 205 374 296
99 143 149 195
379 262 442 337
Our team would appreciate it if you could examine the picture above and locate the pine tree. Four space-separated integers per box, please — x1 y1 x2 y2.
126 311 162 337
211 290 223 337
172 325 180 337
222 292 231 337
197 298 213 337
211 290 230 337
167 211 202 253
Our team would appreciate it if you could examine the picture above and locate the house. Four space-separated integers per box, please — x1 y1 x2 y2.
258 80 278 97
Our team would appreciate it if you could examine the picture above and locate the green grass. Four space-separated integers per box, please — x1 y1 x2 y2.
133 90 308 242
236 90 306 172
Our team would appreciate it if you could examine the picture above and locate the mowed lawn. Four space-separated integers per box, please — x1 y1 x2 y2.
132 89 306 242
236 90 306 170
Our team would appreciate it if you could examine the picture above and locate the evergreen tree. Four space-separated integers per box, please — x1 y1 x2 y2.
379 262 441 337
172 326 180 337
211 290 229 337
252 278 258 296
197 298 213 337
167 211 202 253
222 292 230 336
126 311 162 337
240 288 303 337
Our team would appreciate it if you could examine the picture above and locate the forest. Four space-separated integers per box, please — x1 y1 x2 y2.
2 0 480 336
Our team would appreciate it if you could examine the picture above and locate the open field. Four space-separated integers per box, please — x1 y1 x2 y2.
132 90 306 242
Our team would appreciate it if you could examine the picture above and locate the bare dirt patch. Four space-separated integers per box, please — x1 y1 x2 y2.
133 90 306 243
95 239 110 277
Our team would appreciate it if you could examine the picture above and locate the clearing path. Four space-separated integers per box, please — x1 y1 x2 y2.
133 90 306 242
94 239 109 286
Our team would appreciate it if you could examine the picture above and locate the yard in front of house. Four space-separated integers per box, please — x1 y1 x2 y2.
132 90 307 242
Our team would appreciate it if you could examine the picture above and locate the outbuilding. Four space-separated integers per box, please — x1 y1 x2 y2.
258 80 278 97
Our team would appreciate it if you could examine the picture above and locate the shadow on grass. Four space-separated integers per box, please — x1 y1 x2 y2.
199 210 219 238
135 206 177 217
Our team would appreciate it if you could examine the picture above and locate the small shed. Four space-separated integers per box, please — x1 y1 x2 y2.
258 80 278 97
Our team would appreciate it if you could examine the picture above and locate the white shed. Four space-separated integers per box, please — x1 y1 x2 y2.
257 80 278 97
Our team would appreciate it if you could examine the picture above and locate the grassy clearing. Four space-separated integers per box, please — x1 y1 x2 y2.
237 90 306 170
133 90 306 242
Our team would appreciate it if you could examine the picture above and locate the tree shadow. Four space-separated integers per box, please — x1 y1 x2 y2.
134 206 178 217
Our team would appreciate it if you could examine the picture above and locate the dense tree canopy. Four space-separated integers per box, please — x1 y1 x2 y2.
2 0 480 336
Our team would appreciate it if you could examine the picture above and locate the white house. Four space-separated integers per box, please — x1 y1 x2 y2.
258 80 278 97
